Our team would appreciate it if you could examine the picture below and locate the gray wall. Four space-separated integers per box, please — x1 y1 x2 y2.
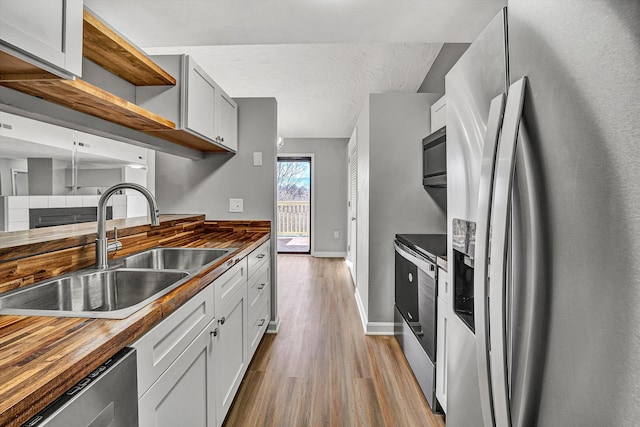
418 43 470 94
155 98 276 220
367 93 446 323
279 138 348 256
155 97 278 324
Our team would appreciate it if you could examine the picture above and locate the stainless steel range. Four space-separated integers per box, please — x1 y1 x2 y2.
393 233 446 412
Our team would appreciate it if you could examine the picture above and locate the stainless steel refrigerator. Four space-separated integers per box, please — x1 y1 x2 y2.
445 1 640 426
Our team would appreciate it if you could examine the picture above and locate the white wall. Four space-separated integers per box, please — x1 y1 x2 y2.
279 138 348 256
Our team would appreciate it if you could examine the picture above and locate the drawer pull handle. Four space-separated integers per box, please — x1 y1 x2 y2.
258 283 266 290
219 317 226 325
258 319 265 326
211 327 218 337
227 259 234 267
256 254 265 259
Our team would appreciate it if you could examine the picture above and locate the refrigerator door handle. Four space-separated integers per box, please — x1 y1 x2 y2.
474 93 507 427
488 77 528 427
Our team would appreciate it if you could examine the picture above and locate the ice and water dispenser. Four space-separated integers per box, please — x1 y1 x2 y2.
452 219 476 332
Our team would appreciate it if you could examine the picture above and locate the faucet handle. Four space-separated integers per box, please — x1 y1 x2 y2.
108 226 123 252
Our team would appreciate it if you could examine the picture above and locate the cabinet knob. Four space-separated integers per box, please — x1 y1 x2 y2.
408 272 413 282
211 327 218 337
219 316 226 325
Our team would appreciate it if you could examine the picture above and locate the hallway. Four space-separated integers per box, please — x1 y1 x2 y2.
224 255 446 427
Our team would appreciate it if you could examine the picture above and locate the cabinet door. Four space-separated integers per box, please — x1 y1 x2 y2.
132 285 214 398
0 0 82 77
184 56 216 140
215 89 238 151
139 319 217 427
214 287 248 427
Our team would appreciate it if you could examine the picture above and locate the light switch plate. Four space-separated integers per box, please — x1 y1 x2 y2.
253 152 263 167
229 198 243 213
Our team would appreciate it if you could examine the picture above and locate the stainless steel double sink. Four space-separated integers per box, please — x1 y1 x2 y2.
0 247 236 319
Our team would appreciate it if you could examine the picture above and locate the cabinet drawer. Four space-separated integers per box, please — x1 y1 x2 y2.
247 240 270 279
214 258 247 311
248 295 270 360
437 267 450 305
248 260 270 313
132 284 214 398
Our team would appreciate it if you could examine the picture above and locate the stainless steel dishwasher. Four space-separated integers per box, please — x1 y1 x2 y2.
22 347 138 427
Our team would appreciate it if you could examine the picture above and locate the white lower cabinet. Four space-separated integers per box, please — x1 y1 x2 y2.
213 282 248 427
248 292 271 359
133 241 273 427
138 318 217 427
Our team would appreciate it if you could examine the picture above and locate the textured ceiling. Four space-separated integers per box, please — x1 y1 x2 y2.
85 0 506 138
144 43 442 138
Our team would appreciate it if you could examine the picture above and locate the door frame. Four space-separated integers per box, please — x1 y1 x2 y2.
276 154 315 255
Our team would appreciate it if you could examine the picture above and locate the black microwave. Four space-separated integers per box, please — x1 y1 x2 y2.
422 126 446 188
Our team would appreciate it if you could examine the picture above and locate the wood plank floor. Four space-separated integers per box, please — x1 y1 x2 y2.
224 255 446 427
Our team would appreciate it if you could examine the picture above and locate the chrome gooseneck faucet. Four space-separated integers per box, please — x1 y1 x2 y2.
96 183 160 269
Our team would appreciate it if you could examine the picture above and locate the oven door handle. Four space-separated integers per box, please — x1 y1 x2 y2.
394 241 436 278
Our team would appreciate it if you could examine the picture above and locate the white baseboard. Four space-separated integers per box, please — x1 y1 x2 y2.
313 251 347 258
267 317 280 334
354 289 394 336
364 322 394 335
354 288 368 333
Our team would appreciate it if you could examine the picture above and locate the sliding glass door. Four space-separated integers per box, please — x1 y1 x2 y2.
277 157 311 254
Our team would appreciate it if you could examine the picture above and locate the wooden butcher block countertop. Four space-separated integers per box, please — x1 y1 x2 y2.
0 215 270 426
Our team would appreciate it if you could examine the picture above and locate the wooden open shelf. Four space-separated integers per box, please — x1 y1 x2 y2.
83 9 176 86
144 129 228 152
0 78 175 131
0 9 235 154
0 51 63 82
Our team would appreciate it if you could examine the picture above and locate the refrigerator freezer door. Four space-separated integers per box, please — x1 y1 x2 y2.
445 8 508 427
473 93 506 427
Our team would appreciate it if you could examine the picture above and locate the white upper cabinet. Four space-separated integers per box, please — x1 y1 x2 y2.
0 0 82 78
215 87 238 152
74 130 148 166
0 111 73 152
185 57 216 141
430 95 446 133
137 54 238 153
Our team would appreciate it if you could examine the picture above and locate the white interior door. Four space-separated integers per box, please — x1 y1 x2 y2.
347 128 357 285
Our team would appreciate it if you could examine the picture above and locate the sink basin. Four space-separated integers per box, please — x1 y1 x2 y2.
114 247 236 272
0 269 189 319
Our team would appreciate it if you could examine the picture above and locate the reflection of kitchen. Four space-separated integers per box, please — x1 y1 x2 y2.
0 112 152 231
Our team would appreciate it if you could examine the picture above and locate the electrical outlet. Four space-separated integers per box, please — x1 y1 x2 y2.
333 230 339 239
229 198 243 213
